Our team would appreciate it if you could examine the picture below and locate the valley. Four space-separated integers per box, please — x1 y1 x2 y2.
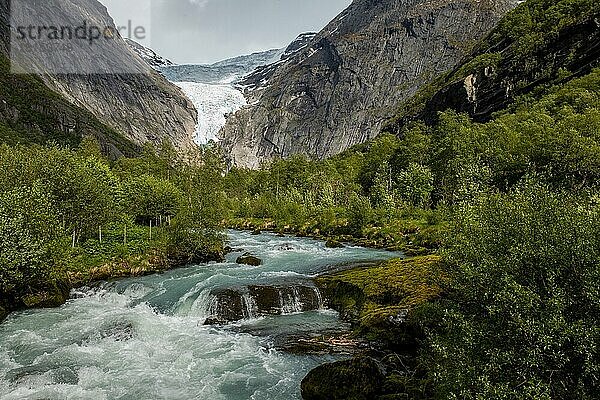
1 0 599 399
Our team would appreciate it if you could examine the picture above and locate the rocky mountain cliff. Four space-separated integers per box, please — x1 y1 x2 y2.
385 0 600 131
1 0 197 155
125 39 174 69
219 0 520 168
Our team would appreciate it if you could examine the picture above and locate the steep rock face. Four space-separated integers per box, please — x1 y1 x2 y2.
386 8 600 129
125 39 174 69
0 2 138 155
220 0 519 168
2 0 197 154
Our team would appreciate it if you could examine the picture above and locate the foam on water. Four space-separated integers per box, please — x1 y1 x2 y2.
0 230 402 399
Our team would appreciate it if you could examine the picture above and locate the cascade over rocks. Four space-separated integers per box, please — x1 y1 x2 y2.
203 284 325 324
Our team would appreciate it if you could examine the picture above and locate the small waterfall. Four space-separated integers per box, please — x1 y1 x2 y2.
279 287 303 315
187 289 219 320
242 293 258 319
313 287 325 310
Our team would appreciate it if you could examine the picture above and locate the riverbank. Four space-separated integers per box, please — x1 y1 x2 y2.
226 217 445 257
303 255 444 399
0 244 224 324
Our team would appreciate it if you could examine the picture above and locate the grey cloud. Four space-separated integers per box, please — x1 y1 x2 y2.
101 0 352 64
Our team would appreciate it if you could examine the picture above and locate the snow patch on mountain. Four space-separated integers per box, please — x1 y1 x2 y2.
159 48 284 85
125 39 174 68
174 82 246 145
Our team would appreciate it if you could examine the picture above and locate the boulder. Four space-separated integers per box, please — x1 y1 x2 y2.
224 246 243 254
325 239 344 249
301 356 384 400
236 253 262 266
203 284 325 324
21 290 68 308
251 229 262 235
206 289 245 322
203 316 229 326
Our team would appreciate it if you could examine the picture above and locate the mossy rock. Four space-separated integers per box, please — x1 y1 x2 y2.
301 356 384 400
316 256 444 348
318 256 443 309
325 239 345 248
21 291 68 309
0 306 7 323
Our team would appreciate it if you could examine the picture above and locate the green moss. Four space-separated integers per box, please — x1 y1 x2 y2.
316 255 444 349
318 255 443 310
21 287 68 308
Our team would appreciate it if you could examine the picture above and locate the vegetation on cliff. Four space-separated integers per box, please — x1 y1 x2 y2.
0 54 139 156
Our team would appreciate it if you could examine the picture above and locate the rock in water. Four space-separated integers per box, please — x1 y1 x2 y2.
325 239 344 249
236 253 263 266
301 356 384 400
220 0 519 168
205 289 246 323
0 306 7 323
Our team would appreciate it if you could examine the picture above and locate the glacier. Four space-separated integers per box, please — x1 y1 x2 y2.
173 82 246 145
128 35 316 146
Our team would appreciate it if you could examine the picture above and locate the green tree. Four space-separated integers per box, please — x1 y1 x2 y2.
428 179 600 399
120 175 183 225
396 163 434 208
0 183 66 297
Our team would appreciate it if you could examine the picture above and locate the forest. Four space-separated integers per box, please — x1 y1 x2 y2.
1 0 599 397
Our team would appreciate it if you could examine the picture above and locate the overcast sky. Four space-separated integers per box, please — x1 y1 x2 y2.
100 0 352 64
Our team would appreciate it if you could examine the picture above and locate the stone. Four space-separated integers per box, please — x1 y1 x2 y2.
21 291 67 309
301 356 384 400
325 239 344 249
236 253 262 266
208 289 245 322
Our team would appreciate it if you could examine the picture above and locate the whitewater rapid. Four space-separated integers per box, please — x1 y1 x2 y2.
0 231 401 399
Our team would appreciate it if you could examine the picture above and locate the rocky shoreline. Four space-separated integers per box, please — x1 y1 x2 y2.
301 255 444 399
0 248 224 324
226 219 435 257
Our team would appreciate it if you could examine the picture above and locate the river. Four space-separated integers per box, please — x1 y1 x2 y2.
0 231 401 400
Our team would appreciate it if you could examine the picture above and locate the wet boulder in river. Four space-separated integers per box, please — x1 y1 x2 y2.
236 253 262 266
325 239 344 249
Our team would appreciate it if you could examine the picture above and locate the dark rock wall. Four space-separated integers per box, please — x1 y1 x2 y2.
220 0 519 168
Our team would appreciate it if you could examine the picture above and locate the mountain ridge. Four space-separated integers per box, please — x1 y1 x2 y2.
219 0 520 168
